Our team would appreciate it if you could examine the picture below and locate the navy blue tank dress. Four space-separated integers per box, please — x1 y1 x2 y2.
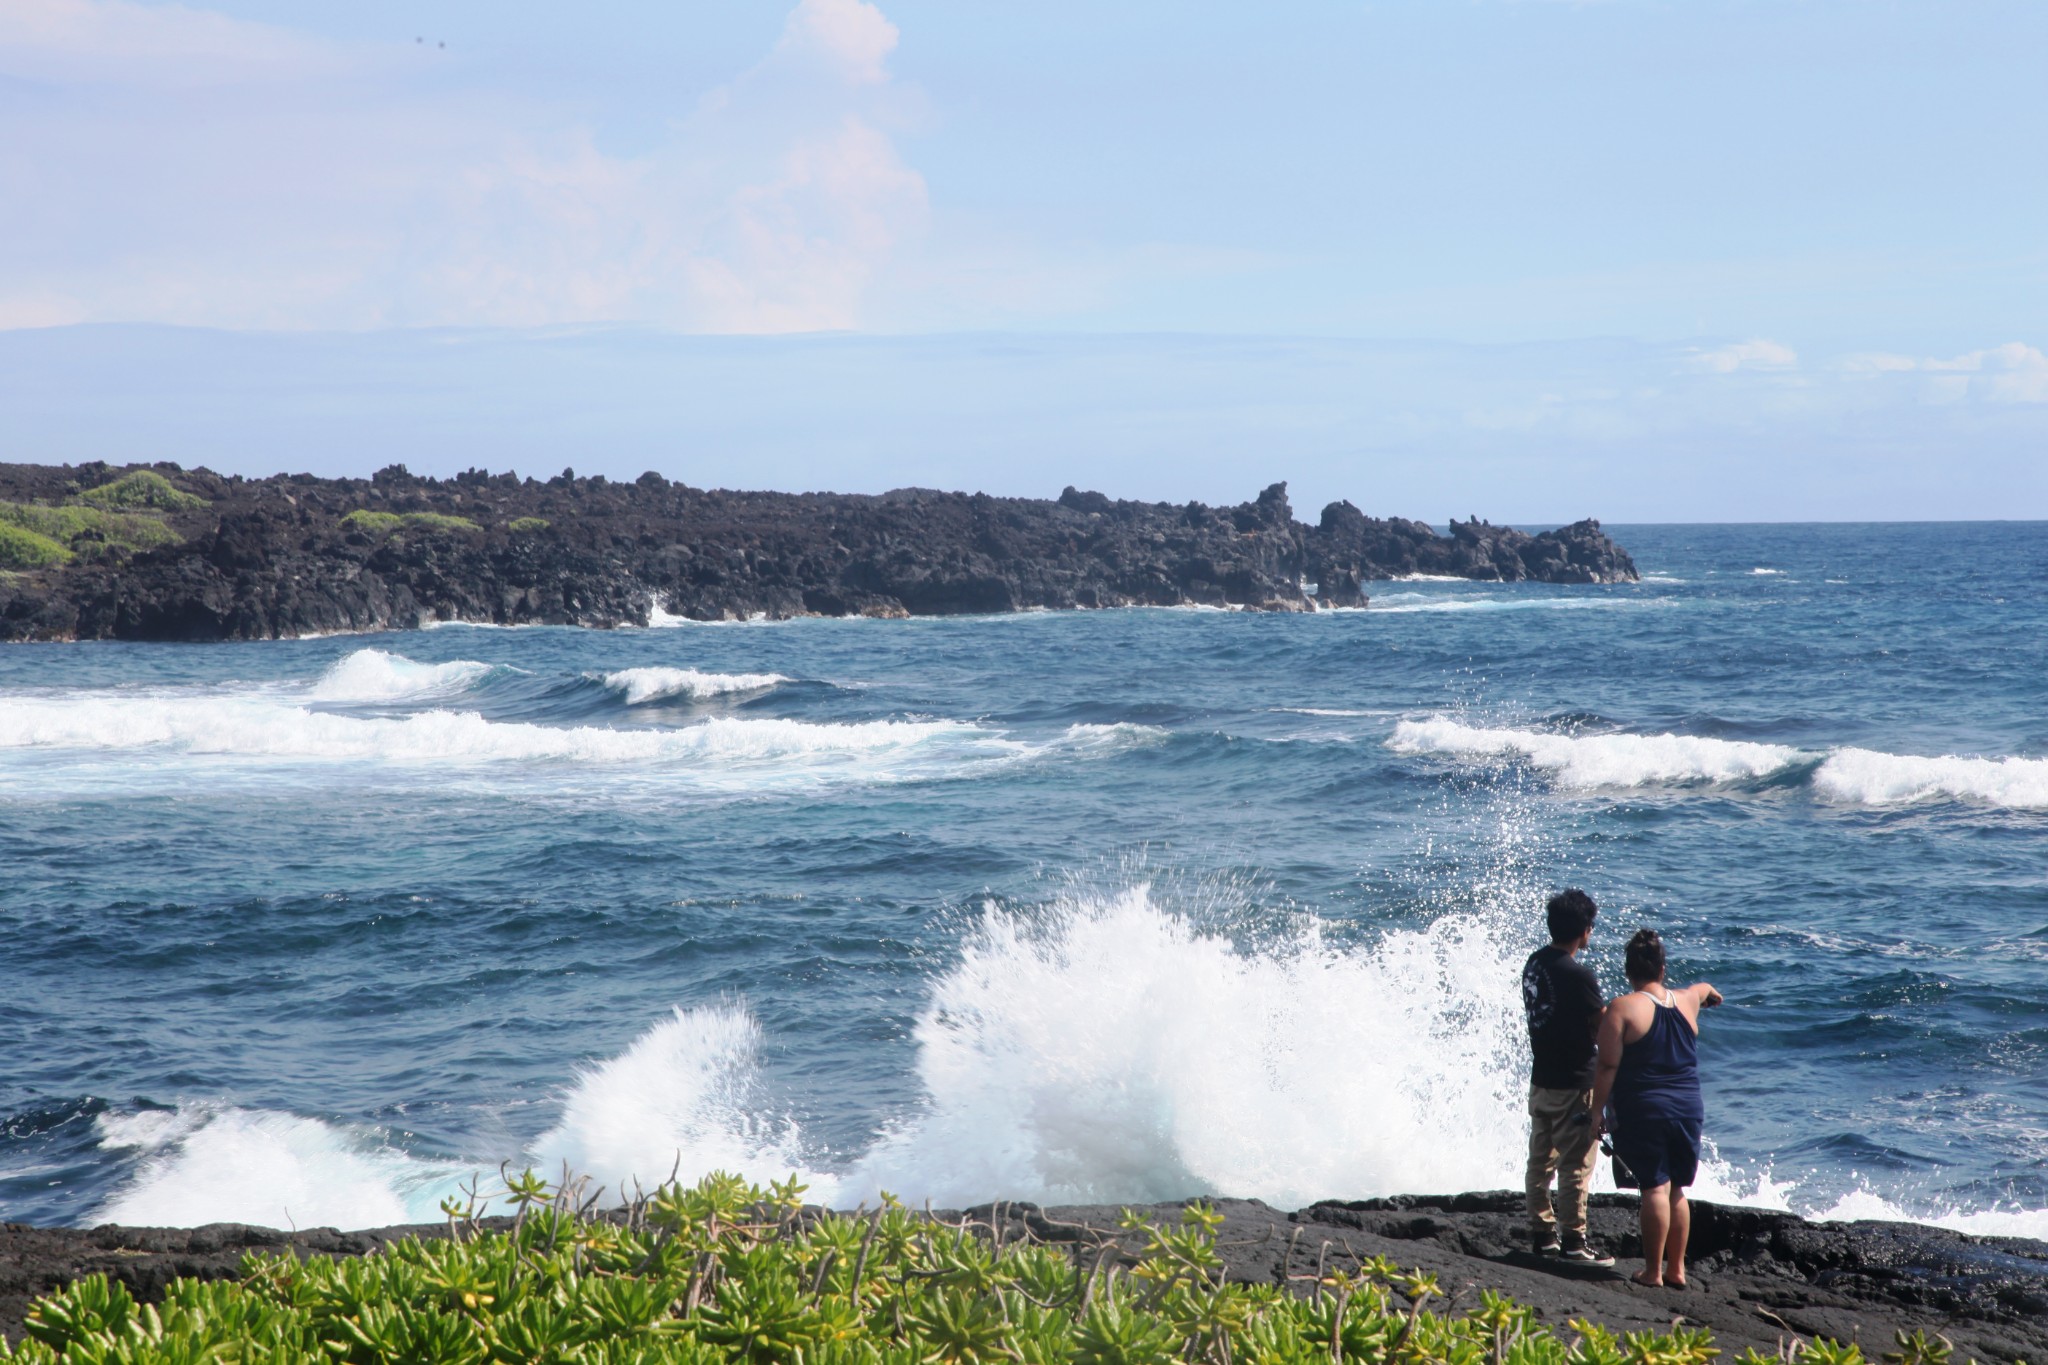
1609 992 1703 1190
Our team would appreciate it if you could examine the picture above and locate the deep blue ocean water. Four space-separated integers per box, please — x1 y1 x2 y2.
3 522 2045 1236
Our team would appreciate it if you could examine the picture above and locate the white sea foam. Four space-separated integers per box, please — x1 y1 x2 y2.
645 595 691 628
1814 748 2048 810
309 649 503 702
598 667 790 705
835 889 1531 1207
1053 722 1172 754
1369 598 1630 616
1388 719 1804 788
1803 1189 2048 1240
1750 567 1786 576
1391 573 1469 582
531 1005 816 1195
94 1106 464 1230
523 887 1535 1209
0 694 1010 773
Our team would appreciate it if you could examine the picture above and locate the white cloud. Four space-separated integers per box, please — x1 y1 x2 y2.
0 0 926 332
1836 342 2048 403
773 0 901 86
1685 338 1798 373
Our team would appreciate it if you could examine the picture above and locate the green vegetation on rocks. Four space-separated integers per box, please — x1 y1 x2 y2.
508 516 551 532
0 521 72 568
341 510 483 535
0 502 181 558
5 1172 1940 1365
76 469 209 512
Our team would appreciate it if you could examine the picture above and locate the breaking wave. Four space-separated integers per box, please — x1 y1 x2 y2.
86 889 2048 1240
1813 748 2048 810
93 1105 466 1230
1387 719 1804 788
309 649 507 702
0 694 1012 771
1390 720 2048 810
597 667 790 705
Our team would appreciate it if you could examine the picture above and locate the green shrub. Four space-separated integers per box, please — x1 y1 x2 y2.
340 509 405 534
508 516 550 532
405 512 482 533
76 469 208 512
0 521 72 568
341 510 481 535
6 1171 1846 1365
0 501 181 556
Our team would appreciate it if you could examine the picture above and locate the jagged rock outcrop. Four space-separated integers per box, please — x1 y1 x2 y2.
0 462 1637 641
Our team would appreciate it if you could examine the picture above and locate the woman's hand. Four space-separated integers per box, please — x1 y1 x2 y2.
1700 984 1724 1008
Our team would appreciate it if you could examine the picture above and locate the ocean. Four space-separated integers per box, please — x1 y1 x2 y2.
2 522 2044 1238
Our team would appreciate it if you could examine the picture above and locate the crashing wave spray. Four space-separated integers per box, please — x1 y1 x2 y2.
515 860 1545 1212
837 886 1531 1207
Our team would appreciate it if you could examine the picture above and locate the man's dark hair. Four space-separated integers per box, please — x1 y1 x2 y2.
1625 928 1667 984
1545 888 1598 943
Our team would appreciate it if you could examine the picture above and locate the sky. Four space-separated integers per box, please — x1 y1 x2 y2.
1 0 2043 520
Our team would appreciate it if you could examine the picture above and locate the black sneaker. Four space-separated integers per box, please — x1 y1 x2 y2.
1554 1242 1617 1268
1532 1231 1562 1256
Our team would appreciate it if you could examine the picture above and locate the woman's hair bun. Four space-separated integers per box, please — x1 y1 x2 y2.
1625 928 1666 984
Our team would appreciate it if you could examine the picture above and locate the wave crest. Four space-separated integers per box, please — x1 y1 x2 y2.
1815 748 2048 809
310 649 501 702
0 696 1011 772
1387 719 1803 788
598 667 790 705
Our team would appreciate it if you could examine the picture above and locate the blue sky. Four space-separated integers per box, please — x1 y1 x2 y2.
1 0 2043 519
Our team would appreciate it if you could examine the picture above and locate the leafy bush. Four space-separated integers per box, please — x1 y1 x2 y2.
76 469 208 512
508 517 551 532
341 510 482 535
0 502 181 557
5 1171 1882 1365
0 521 72 568
340 510 405 534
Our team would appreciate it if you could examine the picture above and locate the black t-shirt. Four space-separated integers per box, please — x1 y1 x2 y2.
1522 944 1602 1089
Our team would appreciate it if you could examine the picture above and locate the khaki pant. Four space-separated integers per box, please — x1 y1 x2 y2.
1526 1083 1598 1246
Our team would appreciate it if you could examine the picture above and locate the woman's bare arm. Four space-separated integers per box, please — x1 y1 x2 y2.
1588 1000 1628 1135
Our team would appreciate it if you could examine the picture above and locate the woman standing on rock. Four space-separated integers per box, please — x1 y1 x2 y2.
1590 929 1722 1289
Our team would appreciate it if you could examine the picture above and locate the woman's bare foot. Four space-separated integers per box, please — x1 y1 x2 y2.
1630 1270 1664 1288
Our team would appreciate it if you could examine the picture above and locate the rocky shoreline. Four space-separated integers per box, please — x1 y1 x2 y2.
0 462 1636 642
6 1194 2044 1360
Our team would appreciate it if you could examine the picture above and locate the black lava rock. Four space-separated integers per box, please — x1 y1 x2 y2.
0 464 1639 641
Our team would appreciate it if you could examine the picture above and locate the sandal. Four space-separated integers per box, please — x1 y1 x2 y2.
1629 1271 1664 1288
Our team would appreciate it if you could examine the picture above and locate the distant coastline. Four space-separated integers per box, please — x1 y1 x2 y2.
0 462 1636 642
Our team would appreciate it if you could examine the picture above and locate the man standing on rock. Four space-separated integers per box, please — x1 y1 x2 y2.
1522 889 1616 1265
